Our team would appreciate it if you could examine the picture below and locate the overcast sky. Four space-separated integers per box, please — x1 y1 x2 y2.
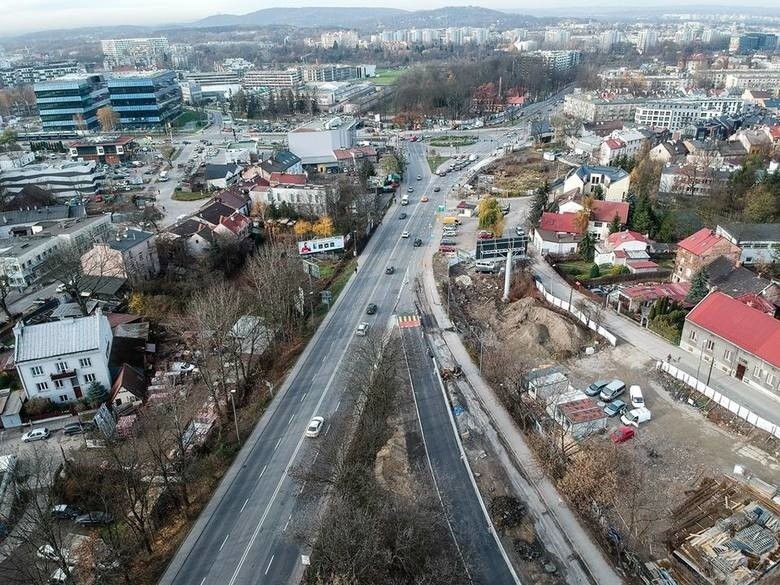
0 0 776 37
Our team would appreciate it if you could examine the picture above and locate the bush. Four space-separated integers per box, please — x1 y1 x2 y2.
588 264 600 278
23 397 54 416
611 264 630 276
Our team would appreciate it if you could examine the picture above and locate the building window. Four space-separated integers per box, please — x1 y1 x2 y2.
79 357 92 368
723 349 732 361
54 379 65 389
689 330 697 342
84 373 97 383
754 365 764 379
31 366 44 377
35 382 49 392
767 373 776 387
59 395 68 402
704 340 715 351
55 361 69 373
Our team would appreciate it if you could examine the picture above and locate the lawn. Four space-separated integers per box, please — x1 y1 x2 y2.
172 190 210 201
557 260 594 278
371 69 406 86
171 109 208 128
427 156 446 172
428 135 478 147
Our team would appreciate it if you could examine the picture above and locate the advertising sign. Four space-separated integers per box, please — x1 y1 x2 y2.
297 235 345 256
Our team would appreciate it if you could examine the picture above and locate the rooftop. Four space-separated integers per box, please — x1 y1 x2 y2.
539 212 581 234
677 227 731 256
557 398 606 424
719 222 780 243
574 164 629 182
14 312 108 363
591 200 629 224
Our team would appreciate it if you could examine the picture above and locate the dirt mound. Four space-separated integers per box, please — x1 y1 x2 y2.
374 419 412 497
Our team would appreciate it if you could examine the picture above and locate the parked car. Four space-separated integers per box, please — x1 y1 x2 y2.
366 303 378 315
621 407 652 428
417 175 422 181
433 186 441 192
477 230 493 240
385 266 395 274
171 362 196 373
399 212 407 220
421 196 429 202
611 426 635 443
74 512 114 526
515 226 526 237
22 428 50 443
413 238 423 247
305 416 324 438
401 231 410 238
51 504 81 520
356 322 369 336
599 379 626 402
585 380 609 397
629 385 645 408
37 544 71 562
62 422 93 436
603 399 627 417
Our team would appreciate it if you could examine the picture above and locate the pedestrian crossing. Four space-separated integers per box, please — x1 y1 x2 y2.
397 314 421 328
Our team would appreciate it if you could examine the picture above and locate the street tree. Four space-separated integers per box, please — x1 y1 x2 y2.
529 182 550 226
97 106 120 132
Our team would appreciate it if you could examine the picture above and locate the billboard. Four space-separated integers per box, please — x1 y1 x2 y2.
475 236 528 260
297 235 345 256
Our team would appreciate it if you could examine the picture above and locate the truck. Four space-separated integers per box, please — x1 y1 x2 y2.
401 195 409 206
159 171 169 182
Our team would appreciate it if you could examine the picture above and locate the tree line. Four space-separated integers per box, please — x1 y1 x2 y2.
229 88 319 120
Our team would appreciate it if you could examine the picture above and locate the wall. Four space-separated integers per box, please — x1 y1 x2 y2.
534 280 618 346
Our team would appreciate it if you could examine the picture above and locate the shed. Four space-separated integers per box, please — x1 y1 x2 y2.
554 396 608 440
522 365 569 402
0 388 23 429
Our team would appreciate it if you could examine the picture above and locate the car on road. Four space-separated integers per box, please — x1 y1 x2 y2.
305 416 325 438
413 238 423 247
62 422 93 436
585 380 609 397
51 504 82 520
22 428 50 443
366 303 378 315
399 212 407 220
417 175 422 181
599 379 626 402
603 399 627 417
356 322 370 336
74 512 114 526
401 231 410 238
433 186 441 192
407 187 414 193
421 196 429 202
385 266 395 274
611 426 635 443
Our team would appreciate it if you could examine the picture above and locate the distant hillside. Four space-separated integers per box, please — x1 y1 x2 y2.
193 6 540 30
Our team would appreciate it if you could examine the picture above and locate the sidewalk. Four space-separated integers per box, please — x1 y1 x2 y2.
532 257 780 427
420 247 623 585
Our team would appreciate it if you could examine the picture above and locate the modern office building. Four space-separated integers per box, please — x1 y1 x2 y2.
634 97 743 132
729 33 778 55
0 60 83 88
101 37 170 67
34 74 110 132
243 69 303 90
107 70 182 128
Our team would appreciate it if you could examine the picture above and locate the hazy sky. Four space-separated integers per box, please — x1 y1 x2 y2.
0 0 777 37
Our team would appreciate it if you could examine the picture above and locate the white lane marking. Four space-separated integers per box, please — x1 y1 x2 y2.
219 533 230 551
324 423 330 437
240 498 249 513
274 438 282 451
258 465 266 480
300 392 307 403
200 578 206 585
283 513 292 532
288 415 294 426
335 399 341 411
264 555 275 575
300 481 306 494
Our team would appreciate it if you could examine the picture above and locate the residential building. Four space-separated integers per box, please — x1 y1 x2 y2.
204 163 242 190
536 50 581 71
637 30 658 53
681 292 780 394
659 164 732 198
0 60 83 88
101 37 170 68
562 165 631 202
558 198 629 241
672 227 742 283
320 31 360 49
243 69 303 90
0 214 111 288
162 219 215 256
594 230 655 271
34 74 110 132
532 212 582 256
704 255 778 301
257 150 303 179
287 116 358 166
543 30 570 48
649 140 689 164
261 181 329 216
634 97 743 132
716 223 780 266
0 160 104 198
564 91 645 124
613 282 691 314
725 70 780 93
68 135 135 165
110 364 146 408
598 128 647 166
14 311 114 403
107 70 182 128
80 229 159 282
301 64 366 83
728 33 778 55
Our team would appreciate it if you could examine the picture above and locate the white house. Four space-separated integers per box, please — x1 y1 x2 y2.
594 230 655 269
598 128 646 166
533 212 582 256
14 312 113 403
557 198 629 241
562 165 631 202
716 223 780 266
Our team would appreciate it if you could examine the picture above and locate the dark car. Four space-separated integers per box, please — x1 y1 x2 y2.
366 303 378 315
62 422 93 436
413 238 423 247
603 399 627 417
585 380 609 397
433 186 441 192
75 512 114 526
385 266 395 275
51 504 82 520
399 212 407 220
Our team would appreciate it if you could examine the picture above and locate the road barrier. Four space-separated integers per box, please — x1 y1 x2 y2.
534 281 618 346
657 361 780 439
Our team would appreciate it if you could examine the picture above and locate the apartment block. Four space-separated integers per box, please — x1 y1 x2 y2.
101 37 170 67
634 97 742 132
0 60 83 88
564 91 645 123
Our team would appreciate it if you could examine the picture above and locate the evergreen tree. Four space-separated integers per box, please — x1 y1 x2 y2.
588 263 600 278
686 268 710 304
529 182 550 226
608 213 622 234
87 381 109 407
579 232 596 261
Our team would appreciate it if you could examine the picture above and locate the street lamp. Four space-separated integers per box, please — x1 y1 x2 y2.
229 389 240 444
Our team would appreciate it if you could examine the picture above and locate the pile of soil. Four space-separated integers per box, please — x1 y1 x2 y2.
374 419 412 498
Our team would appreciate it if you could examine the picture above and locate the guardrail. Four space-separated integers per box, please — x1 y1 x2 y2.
657 361 780 439
534 280 618 346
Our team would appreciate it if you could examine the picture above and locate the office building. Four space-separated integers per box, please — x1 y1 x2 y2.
635 97 743 132
0 61 83 89
101 37 170 67
179 80 202 105
287 116 358 165
243 69 303 90
0 160 104 198
301 64 366 83
107 70 182 128
729 33 778 55
34 74 110 132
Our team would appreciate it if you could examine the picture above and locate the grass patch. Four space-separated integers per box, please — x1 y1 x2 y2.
172 190 210 201
329 258 357 300
427 156 446 172
428 135 477 147
557 261 594 277
171 109 208 128
371 69 406 86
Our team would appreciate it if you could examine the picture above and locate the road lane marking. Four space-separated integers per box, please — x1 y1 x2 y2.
324 423 330 436
200 578 206 585
288 415 294 426
219 534 230 551
240 498 249 513
274 438 282 451
300 481 306 494
300 392 307 403
335 399 341 411
258 465 266 480
264 555 274 575
283 513 292 532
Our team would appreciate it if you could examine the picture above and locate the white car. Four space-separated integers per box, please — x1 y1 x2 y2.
22 428 50 443
356 322 370 336
306 416 325 438
171 361 197 373
401 231 410 238
37 544 71 562
629 385 645 408
55 283 67 294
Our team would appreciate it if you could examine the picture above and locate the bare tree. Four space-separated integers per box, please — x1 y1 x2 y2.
96 106 120 132
0 267 15 321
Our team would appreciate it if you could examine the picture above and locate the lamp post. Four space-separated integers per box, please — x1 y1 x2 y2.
229 389 240 444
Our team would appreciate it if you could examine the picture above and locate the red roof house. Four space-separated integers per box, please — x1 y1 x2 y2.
591 200 629 224
538 212 581 234
673 228 741 283
269 172 307 186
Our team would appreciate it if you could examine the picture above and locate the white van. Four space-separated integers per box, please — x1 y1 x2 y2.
620 407 652 428
475 261 500 274
629 385 645 408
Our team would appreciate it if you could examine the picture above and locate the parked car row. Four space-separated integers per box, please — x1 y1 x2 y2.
586 379 652 440
21 422 94 443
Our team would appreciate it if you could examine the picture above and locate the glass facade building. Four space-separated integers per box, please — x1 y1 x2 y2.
106 70 182 128
34 74 110 132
